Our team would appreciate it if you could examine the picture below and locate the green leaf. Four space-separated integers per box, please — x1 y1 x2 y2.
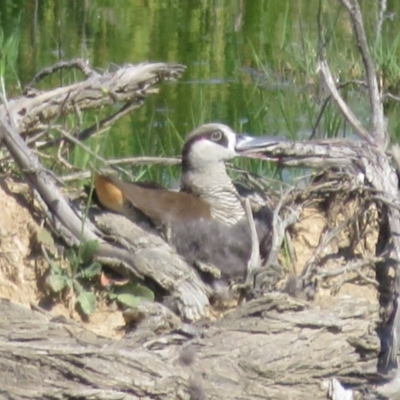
76 291 96 315
79 240 99 264
77 262 102 279
131 283 155 302
65 277 74 289
116 293 142 308
47 274 67 293
49 260 62 274
114 282 155 302
72 279 83 293
108 291 117 300
37 228 57 255
66 248 79 273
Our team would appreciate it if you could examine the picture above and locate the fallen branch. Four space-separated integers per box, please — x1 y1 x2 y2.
7 62 186 136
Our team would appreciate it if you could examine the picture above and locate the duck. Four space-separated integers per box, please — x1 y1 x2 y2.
95 123 281 280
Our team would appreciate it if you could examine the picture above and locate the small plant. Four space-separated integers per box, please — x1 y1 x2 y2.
107 281 155 308
46 239 102 315
45 234 156 314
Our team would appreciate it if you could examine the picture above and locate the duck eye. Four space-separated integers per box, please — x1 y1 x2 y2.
210 130 223 142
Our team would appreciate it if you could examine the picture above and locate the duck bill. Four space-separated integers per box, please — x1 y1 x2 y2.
235 134 286 153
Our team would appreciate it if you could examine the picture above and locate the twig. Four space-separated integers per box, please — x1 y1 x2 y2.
54 127 106 165
244 198 261 285
317 59 373 144
284 230 296 272
56 140 75 170
59 171 92 182
106 156 180 167
301 220 354 281
338 0 387 146
328 262 380 295
77 101 145 142
310 80 368 139
376 0 388 41
265 188 299 269
24 58 98 92
372 195 400 212
41 100 149 151
59 156 181 183
356 268 380 287
384 93 400 102
317 257 381 280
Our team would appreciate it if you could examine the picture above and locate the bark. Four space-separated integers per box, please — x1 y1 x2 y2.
0 295 382 400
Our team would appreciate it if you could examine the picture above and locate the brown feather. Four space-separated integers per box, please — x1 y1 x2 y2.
94 173 126 213
94 173 212 225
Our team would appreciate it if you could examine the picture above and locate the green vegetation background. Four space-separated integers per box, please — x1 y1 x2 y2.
1 0 400 183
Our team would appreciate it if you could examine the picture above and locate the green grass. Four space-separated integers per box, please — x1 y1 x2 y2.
0 23 20 85
373 33 400 93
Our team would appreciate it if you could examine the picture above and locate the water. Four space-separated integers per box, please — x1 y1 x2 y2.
1 0 400 182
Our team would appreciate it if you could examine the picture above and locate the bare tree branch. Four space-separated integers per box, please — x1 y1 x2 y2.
244 198 261 285
376 0 388 41
6 62 186 136
24 58 97 91
0 117 98 244
338 0 387 146
317 60 373 144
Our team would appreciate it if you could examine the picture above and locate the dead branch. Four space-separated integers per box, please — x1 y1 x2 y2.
257 139 399 203
244 198 261 285
59 155 181 182
317 60 373 144
24 58 97 90
7 62 186 136
338 0 386 145
334 0 400 374
0 117 98 245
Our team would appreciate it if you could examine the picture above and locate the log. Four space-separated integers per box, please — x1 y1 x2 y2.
0 294 382 400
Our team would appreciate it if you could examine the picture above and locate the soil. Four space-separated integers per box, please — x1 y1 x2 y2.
0 178 125 339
